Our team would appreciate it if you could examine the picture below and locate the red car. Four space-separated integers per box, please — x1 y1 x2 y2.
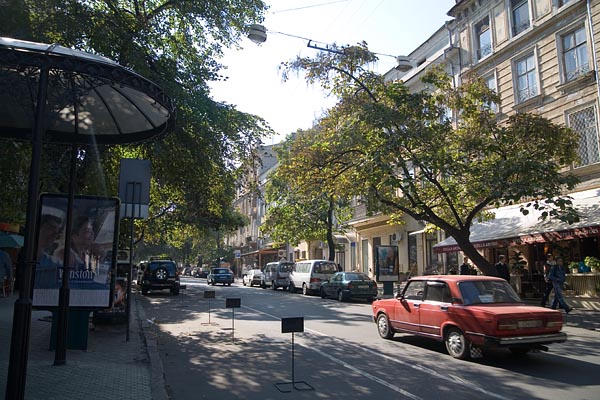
372 275 567 359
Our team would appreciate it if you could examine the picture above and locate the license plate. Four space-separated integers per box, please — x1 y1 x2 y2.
518 320 542 328
358 285 368 289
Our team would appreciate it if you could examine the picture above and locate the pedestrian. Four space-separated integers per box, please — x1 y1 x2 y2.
459 257 471 275
540 254 555 307
548 257 573 313
1 248 13 297
495 255 510 282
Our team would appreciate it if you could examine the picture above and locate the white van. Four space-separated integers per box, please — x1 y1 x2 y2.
289 259 339 295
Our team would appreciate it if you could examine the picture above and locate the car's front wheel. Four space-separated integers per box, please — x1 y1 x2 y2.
445 327 470 359
376 314 394 339
337 290 346 302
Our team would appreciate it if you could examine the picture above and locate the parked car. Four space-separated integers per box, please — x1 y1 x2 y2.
372 275 567 359
139 257 180 296
320 271 378 302
242 269 263 287
261 261 293 290
192 266 209 278
207 267 234 286
289 259 338 295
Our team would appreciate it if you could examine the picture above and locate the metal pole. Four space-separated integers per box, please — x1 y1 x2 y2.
54 143 78 365
6 66 48 400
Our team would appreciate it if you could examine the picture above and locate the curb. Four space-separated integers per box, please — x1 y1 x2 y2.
135 295 169 400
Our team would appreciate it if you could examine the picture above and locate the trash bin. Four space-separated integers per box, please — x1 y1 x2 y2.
49 310 91 350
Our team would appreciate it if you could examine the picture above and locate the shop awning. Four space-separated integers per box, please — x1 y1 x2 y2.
433 188 600 253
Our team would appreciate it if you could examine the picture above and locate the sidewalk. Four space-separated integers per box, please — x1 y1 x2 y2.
0 293 163 400
1 290 599 400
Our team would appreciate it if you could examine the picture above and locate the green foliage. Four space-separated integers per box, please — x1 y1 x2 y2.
0 1 271 255
283 49 580 276
262 130 353 260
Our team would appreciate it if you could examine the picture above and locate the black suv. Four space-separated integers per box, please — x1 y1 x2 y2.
140 257 180 295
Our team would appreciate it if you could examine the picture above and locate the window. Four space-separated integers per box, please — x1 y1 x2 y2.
561 26 589 82
483 72 498 112
515 53 538 103
425 282 451 303
568 106 600 167
475 16 492 59
404 281 426 300
511 0 530 36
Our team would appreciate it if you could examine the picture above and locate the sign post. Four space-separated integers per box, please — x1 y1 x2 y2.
225 298 241 342
275 317 314 393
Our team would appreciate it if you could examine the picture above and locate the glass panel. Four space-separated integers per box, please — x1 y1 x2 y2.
568 107 600 166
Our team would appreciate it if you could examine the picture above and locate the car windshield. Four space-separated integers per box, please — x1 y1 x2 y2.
345 273 369 281
458 280 522 305
213 268 230 274
279 262 293 272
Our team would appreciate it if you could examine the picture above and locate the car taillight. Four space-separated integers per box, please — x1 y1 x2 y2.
498 319 519 330
310 277 321 283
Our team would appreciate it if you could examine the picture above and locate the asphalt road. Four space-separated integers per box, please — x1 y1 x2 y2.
137 278 600 400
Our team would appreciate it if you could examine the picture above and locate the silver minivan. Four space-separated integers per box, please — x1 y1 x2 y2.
261 261 293 290
289 259 338 295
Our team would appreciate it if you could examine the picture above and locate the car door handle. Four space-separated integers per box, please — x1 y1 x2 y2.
440 306 449 311
412 303 420 308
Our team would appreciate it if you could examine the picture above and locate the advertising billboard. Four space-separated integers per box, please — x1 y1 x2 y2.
32 194 120 308
376 245 399 282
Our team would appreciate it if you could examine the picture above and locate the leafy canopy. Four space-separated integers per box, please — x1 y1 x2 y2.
282 46 580 275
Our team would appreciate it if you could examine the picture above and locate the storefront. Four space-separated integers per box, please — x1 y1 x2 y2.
434 188 600 297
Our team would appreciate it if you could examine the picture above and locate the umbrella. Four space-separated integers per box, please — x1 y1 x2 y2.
0 37 175 144
0 232 24 248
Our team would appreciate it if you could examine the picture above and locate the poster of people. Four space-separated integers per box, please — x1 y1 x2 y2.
376 245 399 282
32 194 119 308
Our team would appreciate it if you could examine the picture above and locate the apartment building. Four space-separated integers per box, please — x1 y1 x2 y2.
348 0 600 295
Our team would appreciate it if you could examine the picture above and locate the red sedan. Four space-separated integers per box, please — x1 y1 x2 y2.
372 275 567 359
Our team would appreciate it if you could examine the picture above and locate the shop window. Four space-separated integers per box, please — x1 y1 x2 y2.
567 106 600 167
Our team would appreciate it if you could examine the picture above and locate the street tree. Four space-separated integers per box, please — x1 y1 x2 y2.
282 46 580 276
0 0 271 253
262 130 352 261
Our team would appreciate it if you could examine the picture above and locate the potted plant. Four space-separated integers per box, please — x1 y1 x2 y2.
584 256 600 273
568 261 579 274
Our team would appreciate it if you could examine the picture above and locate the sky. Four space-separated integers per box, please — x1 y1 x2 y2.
209 0 457 144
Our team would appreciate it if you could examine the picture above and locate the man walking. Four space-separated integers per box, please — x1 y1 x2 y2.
548 257 573 313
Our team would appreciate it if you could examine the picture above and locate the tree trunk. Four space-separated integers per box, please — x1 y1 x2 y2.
453 233 496 276
326 199 336 262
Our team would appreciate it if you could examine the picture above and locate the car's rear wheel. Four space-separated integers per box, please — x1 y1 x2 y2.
320 287 327 299
289 282 296 293
337 290 345 302
376 314 394 339
445 328 470 359
302 283 309 296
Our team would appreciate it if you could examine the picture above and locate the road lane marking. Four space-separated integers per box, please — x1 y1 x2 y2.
243 304 511 400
